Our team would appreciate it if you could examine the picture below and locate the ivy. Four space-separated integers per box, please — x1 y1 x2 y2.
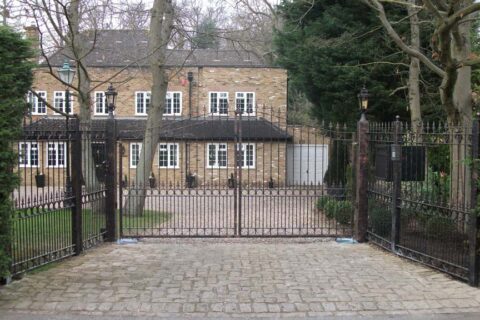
0 26 33 278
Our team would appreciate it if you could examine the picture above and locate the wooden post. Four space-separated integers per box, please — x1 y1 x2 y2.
391 116 402 251
469 116 479 286
105 112 117 242
71 118 83 255
354 113 369 242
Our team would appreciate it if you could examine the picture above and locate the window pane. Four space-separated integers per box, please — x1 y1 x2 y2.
58 143 65 166
246 93 254 113
136 93 144 114
38 92 46 113
48 143 56 166
173 93 180 114
218 144 227 167
208 145 216 166
219 94 228 114
19 143 28 165
145 92 151 114
159 144 168 167
31 143 39 166
170 144 178 167
246 144 254 167
210 93 218 113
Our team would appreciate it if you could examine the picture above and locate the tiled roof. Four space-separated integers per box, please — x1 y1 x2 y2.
23 117 291 141
46 30 269 68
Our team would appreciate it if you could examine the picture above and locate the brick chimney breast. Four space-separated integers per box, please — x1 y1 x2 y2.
24 25 40 62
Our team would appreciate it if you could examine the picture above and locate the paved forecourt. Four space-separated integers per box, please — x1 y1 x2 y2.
1 238 480 318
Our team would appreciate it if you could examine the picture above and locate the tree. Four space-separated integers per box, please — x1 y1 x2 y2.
363 0 480 206
124 0 174 215
192 16 220 49
274 0 413 125
0 26 33 278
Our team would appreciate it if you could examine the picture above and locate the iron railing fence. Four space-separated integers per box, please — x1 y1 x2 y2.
119 109 355 237
11 119 108 276
367 119 478 281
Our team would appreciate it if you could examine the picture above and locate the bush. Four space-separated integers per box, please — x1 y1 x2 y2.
425 215 456 240
333 200 353 225
369 202 391 237
316 197 330 210
323 198 338 219
0 26 33 278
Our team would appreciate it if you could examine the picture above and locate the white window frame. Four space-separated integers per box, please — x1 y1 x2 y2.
165 91 182 116
130 142 142 168
19 142 39 167
209 92 229 115
238 143 256 169
27 91 47 115
94 91 108 115
158 143 179 168
45 142 66 168
235 92 255 116
53 91 74 114
135 91 151 115
207 143 228 168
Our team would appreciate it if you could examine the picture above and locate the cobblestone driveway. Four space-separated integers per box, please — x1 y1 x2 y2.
1 239 480 318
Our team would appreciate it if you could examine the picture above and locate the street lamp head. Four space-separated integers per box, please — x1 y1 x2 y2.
57 60 75 85
187 71 194 82
105 83 117 113
358 85 369 112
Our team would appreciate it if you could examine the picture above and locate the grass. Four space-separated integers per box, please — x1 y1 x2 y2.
120 210 170 229
12 207 170 263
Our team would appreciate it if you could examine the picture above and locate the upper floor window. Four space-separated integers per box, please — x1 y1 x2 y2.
158 143 179 168
53 91 73 114
209 92 228 115
238 143 255 168
94 91 108 115
130 142 142 168
235 92 255 115
19 142 39 167
207 143 227 168
165 92 182 116
46 142 66 168
27 91 47 115
135 91 151 115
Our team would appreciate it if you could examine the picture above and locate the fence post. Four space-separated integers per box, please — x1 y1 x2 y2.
105 111 117 242
469 116 479 286
354 113 368 242
391 116 402 251
71 118 83 255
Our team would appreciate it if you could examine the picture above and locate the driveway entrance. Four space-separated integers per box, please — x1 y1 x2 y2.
1 239 480 318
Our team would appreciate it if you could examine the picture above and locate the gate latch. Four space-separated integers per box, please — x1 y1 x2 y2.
391 144 401 161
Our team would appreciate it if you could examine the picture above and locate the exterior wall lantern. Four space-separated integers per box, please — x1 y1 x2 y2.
105 83 118 115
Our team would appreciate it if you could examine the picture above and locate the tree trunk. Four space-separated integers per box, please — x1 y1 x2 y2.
124 0 174 215
407 0 422 136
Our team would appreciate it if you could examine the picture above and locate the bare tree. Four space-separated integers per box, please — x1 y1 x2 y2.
124 0 174 215
407 0 422 134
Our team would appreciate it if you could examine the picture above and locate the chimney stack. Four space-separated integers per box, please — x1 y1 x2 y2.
24 25 40 62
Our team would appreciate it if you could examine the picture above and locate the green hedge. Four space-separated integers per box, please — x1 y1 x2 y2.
0 26 33 278
316 197 353 225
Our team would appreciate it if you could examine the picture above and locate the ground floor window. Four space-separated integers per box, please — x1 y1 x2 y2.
46 142 66 168
207 143 227 168
19 142 39 167
158 143 179 168
130 142 142 168
238 143 255 168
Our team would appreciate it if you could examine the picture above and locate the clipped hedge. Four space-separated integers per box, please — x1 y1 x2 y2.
0 26 33 279
316 196 353 225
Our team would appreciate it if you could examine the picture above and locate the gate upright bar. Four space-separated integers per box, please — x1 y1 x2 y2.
469 115 480 286
355 113 368 242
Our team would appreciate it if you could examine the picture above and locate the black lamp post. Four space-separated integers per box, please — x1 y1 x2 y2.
57 60 76 196
105 83 117 117
186 72 194 186
357 85 369 120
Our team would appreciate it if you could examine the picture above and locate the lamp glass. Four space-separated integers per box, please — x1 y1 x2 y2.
358 86 369 111
105 83 117 106
57 61 75 85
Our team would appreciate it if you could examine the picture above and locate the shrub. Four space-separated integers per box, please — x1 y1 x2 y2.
425 215 456 240
0 26 33 278
333 200 353 225
323 198 338 219
316 196 330 210
369 202 391 237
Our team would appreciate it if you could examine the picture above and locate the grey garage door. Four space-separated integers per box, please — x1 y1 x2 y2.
287 144 329 185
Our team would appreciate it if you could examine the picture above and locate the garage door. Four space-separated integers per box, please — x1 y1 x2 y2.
287 144 329 185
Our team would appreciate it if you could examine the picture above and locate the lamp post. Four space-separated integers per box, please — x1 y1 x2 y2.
57 60 76 197
357 85 369 120
105 83 117 118
186 72 194 186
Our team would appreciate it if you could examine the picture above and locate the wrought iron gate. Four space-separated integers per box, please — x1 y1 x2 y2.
119 112 355 238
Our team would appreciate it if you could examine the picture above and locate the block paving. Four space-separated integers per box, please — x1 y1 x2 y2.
1 238 480 318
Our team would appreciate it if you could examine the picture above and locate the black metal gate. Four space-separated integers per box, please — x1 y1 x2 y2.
119 112 355 238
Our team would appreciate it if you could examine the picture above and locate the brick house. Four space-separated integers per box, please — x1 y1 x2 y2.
22 30 328 188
